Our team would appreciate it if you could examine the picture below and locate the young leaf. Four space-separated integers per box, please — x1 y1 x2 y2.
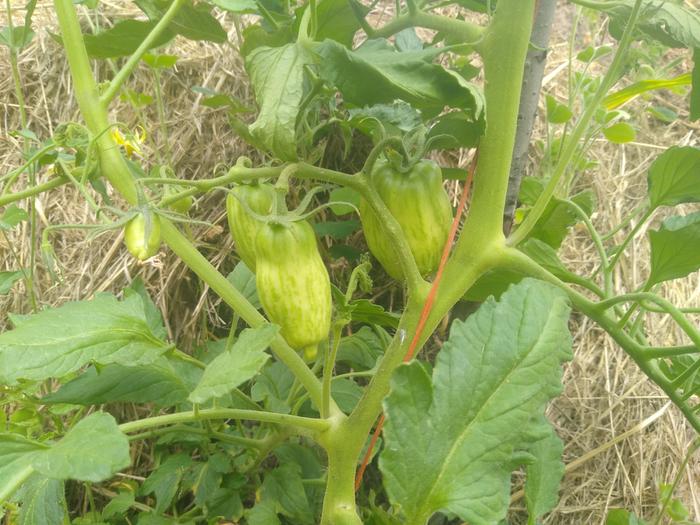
0 205 29 230
102 491 136 519
246 43 314 160
347 101 423 137
328 186 361 216
0 271 24 295
0 0 36 51
0 293 170 384
140 454 193 514
379 279 572 524
31 412 130 482
606 508 649 525
518 181 596 249
124 278 167 340
648 212 700 285
188 325 279 404
546 95 573 124
313 220 361 239
247 499 282 525
251 361 295 413
331 377 364 414
16 475 66 525
603 121 636 143
647 146 700 209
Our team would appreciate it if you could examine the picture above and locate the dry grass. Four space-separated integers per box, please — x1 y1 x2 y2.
1 1 699 524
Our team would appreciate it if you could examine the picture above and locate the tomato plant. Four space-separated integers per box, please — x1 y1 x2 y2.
2 0 700 524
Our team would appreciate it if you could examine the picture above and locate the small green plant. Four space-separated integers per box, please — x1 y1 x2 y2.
2 0 700 524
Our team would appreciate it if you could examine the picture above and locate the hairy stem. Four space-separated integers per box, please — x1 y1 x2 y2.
0 177 67 207
456 0 536 249
118 408 330 434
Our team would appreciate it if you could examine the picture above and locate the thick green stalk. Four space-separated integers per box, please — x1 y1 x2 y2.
320 435 364 525
455 0 536 252
118 408 330 434
54 0 139 203
318 3 538 519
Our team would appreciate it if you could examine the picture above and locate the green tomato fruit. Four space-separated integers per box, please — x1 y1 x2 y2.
359 158 452 280
255 220 331 358
167 190 194 214
226 182 275 271
124 211 161 261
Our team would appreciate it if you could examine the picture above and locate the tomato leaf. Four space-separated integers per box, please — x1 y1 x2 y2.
648 211 700 285
380 279 572 524
43 359 195 407
647 146 700 209
524 420 565 522
140 454 193 514
135 0 227 43
188 325 278 404
427 110 485 150
16 475 66 525
84 19 175 58
30 412 130 482
319 38 482 116
210 0 259 14
246 43 315 160
314 0 366 47
0 293 170 384
0 434 45 496
576 0 700 49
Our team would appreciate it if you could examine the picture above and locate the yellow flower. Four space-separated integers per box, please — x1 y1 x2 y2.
111 126 145 158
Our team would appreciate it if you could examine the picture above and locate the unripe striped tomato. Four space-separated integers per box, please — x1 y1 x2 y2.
124 211 161 261
226 182 275 270
255 220 331 359
360 159 452 280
